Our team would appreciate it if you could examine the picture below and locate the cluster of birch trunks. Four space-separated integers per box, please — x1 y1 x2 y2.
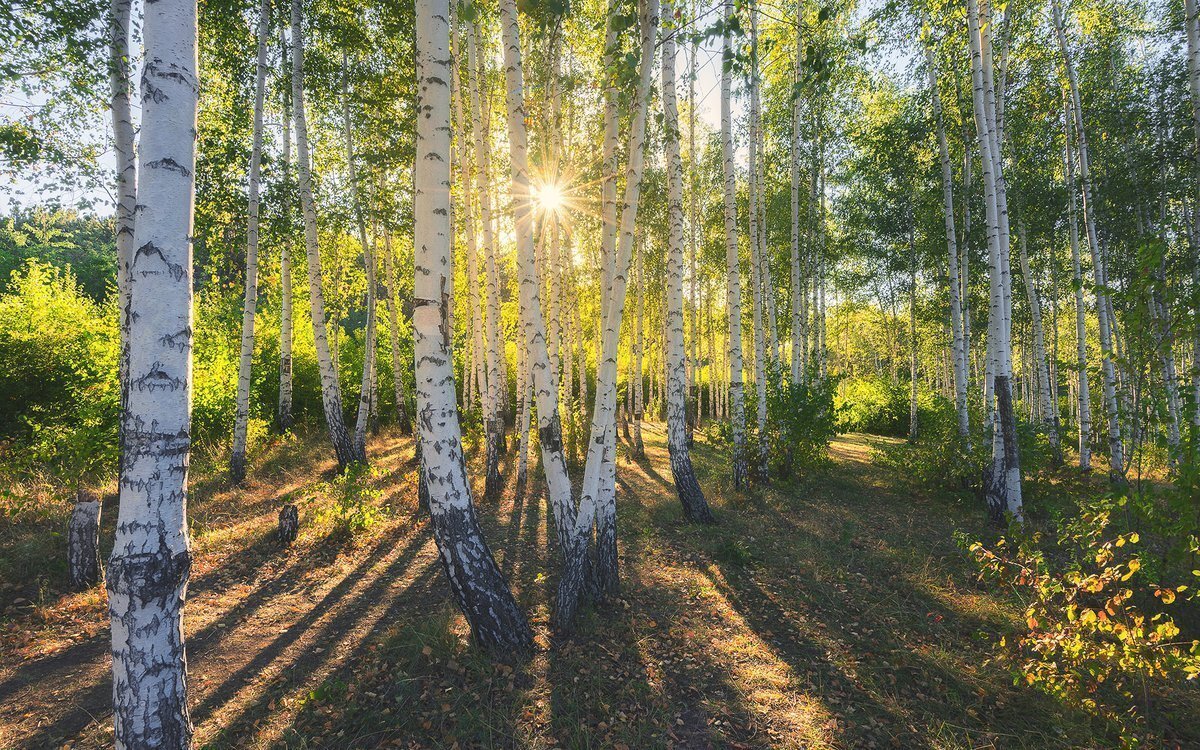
82 0 1200 743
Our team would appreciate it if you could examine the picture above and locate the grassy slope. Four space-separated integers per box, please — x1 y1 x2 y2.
0 424 1194 749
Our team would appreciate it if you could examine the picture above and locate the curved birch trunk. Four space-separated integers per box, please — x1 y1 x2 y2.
497 0 576 567
291 0 354 469
721 0 748 490
108 0 197 743
557 0 659 626
230 0 272 484
413 0 531 650
663 0 714 522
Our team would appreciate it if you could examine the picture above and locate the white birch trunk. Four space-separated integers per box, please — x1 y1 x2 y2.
230 0 272 483
1063 107 1092 469
1185 0 1200 429
748 4 769 481
498 0 576 565
108 0 197 743
968 0 1022 520
721 0 748 489
279 31 295 431
558 0 660 624
412 0 531 650
925 44 969 439
1052 0 1124 478
291 0 353 468
663 0 713 521
344 55 376 465
110 0 136 470
1017 223 1060 458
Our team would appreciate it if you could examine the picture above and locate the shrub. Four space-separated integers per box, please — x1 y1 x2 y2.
0 260 118 481
765 361 837 478
960 511 1199 747
835 376 912 436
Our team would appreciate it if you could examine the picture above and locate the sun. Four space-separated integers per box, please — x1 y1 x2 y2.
534 181 566 214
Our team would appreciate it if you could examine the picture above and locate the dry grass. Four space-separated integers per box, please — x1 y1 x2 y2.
0 424 1194 748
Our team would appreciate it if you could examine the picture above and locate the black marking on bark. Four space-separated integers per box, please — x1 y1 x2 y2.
147 157 192 177
133 362 186 393
160 327 192 351
538 413 564 455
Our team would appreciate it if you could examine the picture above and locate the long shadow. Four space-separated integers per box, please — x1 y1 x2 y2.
210 562 443 747
187 523 434 722
19 522 434 749
0 524 293 709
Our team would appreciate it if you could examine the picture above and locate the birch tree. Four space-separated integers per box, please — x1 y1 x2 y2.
278 30 295 431
107 0 198 743
110 0 136 466
412 0 531 650
291 0 354 469
1052 0 1124 479
924 42 968 440
663 0 714 522
721 0 749 490
230 0 272 483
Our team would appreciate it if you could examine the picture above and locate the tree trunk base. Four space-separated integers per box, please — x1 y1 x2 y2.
68 490 102 590
278 504 299 545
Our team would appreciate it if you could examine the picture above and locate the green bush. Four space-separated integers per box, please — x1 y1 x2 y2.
0 260 118 480
835 376 912 436
765 361 837 478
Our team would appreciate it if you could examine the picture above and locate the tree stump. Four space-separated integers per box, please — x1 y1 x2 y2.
67 490 102 590
278 504 299 546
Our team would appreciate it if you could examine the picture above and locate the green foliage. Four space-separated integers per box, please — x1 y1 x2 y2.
875 395 985 492
0 208 116 300
326 464 385 536
836 376 915 436
765 361 836 478
960 512 1199 746
0 260 118 481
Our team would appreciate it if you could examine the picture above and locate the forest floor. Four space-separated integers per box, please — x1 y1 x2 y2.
0 424 1195 749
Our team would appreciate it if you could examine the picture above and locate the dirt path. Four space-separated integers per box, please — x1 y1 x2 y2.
0 429 1171 748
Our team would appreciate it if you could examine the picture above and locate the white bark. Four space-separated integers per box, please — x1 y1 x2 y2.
465 20 508 497
632 246 646 458
68 490 102 590
748 3 769 481
1017 223 1060 456
721 0 748 489
291 0 354 468
108 0 197 743
1185 0 1200 429
231 0 272 483
279 30 295 431
925 44 969 439
1052 0 1124 478
110 0 136 466
344 54 376 465
558 0 659 623
497 0 576 563
412 0 531 650
790 20 805 386
663 0 714 521
967 0 1022 520
1063 108 1093 469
